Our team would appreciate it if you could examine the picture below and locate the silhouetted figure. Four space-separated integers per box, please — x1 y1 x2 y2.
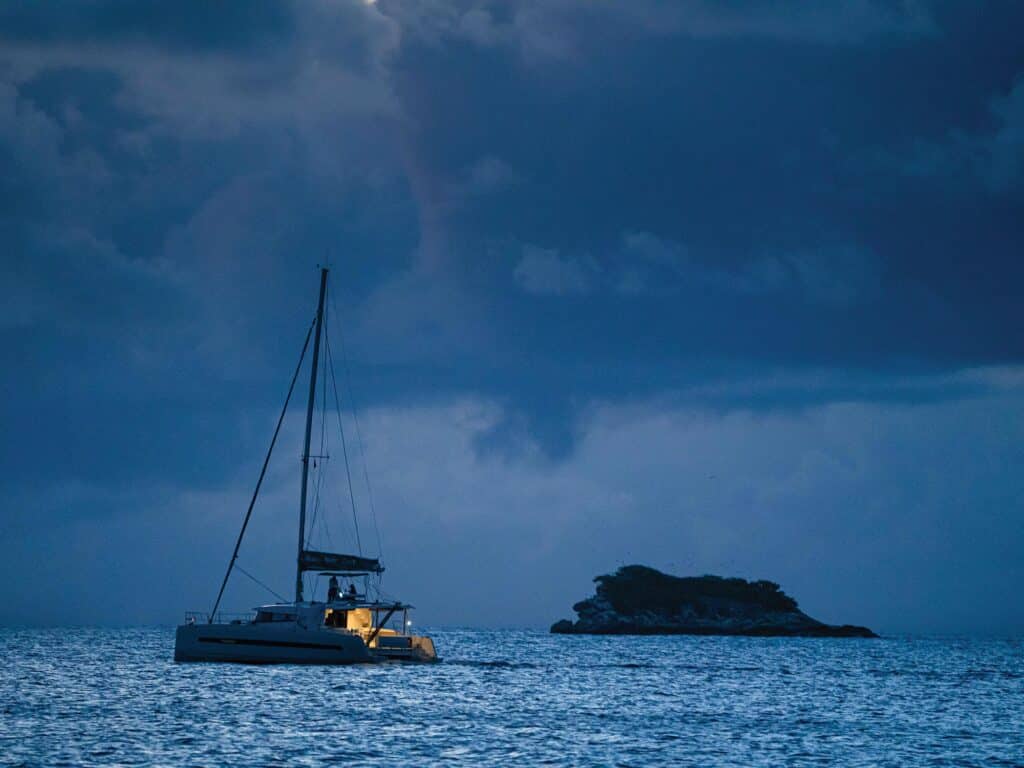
327 575 340 603
345 584 357 600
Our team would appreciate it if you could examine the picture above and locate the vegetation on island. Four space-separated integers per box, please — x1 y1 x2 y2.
591 565 799 616
553 564 877 637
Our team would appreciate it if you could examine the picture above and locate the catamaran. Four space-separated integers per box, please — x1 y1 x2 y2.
174 268 438 664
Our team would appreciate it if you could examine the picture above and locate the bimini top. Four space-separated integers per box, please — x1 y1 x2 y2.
324 598 414 611
257 600 413 613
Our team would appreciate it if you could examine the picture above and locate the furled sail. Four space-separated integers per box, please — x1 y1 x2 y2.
299 549 383 573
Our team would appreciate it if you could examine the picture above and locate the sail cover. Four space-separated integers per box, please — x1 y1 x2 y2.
299 549 383 573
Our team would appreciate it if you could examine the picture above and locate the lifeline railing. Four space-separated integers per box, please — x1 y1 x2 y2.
184 611 254 625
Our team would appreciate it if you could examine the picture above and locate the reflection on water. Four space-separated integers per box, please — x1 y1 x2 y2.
2 628 1022 766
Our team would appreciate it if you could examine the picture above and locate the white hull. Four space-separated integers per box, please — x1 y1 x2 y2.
174 623 372 665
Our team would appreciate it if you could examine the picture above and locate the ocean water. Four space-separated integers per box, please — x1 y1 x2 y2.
1 629 1022 767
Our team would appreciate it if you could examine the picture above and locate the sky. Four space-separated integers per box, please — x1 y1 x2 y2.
1 0 1023 633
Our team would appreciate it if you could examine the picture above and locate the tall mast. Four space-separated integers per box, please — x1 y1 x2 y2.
296 267 329 603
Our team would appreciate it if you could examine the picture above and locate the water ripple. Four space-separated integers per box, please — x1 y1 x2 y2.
1 629 1022 766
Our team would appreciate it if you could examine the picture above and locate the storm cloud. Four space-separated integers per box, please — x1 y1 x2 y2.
2 0 1022 631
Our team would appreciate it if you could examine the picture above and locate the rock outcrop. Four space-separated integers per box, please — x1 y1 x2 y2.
551 565 876 638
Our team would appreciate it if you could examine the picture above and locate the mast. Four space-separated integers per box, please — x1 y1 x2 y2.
296 267 329 603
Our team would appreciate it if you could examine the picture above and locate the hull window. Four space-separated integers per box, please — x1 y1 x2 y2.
254 611 296 623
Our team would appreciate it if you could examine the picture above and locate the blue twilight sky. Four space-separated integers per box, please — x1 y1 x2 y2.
2 1 1023 632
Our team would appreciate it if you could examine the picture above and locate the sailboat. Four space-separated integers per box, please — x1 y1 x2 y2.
174 268 438 664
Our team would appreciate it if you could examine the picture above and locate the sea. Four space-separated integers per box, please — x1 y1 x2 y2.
2 628 1022 767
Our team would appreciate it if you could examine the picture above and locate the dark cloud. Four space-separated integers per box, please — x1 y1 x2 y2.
1 0 1023 629
0 1 293 50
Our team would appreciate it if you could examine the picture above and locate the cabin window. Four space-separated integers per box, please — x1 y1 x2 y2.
254 611 295 623
324 610 347 628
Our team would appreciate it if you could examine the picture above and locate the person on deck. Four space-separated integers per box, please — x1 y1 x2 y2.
327 575 340 603
345 584 357 600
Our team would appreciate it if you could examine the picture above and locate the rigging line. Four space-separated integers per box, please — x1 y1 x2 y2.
326 330 360 555
305 448 322 548
307 466 319 549
318 301 334 549
325 327 362 555
235 563 288 603
306 472 321 550
327 286 382 560
307 317 331 551
306 341 329 550
208 318 315 623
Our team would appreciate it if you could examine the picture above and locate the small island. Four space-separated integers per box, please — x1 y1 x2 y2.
551 565 877 638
